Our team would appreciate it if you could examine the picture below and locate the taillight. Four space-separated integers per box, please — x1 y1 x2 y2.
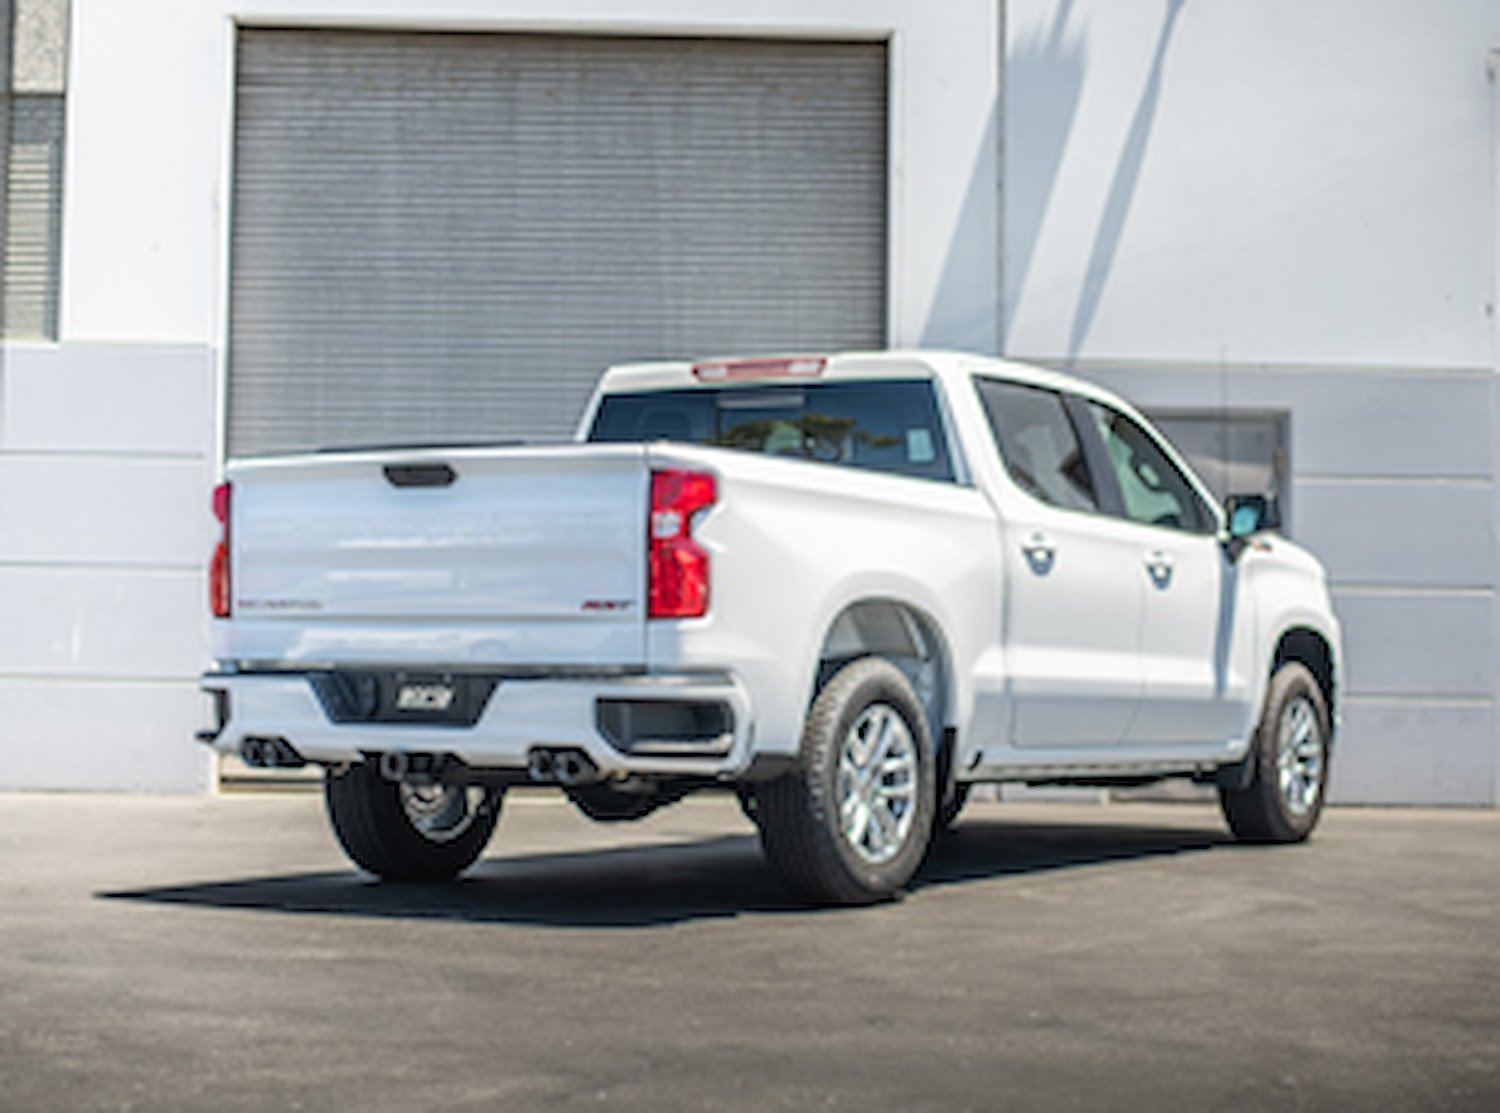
648 469 716 619
210 482 231 618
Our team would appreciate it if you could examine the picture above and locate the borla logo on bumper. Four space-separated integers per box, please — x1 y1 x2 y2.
396 683 457 712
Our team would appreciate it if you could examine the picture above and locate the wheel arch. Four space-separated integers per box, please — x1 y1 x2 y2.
1271 626 1337 743
811 597 956 751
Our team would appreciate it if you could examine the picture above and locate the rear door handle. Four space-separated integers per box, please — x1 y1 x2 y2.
1022 533 1056 561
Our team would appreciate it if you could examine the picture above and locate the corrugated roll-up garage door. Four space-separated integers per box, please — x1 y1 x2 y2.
1 95 65 338
228 30 888 457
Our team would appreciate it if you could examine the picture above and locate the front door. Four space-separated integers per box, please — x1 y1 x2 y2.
1081 402 1253 745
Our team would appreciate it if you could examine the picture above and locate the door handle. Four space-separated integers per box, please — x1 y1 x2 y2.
1022 533 1056 561
1021 533 1057 573
1144 550 1174 583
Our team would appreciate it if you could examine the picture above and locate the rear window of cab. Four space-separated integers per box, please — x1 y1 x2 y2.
588 380 955 482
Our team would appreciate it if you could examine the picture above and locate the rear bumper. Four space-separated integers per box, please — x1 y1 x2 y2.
199 668 756 780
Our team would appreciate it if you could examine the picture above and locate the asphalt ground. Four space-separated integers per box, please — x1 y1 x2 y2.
1 790 1496 1112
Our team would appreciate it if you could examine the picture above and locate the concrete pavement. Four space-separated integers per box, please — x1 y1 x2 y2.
1 790 1496 1111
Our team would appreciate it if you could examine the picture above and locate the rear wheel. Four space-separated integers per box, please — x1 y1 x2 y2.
324 762 502 881
1220 661 1330 843
757 657 936 904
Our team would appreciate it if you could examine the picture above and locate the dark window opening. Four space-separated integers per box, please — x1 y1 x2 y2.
589 379 956 483
974 378 1099 512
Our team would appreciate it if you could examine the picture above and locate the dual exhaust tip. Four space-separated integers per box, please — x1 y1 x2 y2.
527 747 600 786
239 737 306 769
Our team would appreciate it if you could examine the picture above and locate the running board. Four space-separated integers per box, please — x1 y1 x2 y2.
963 760 1220 787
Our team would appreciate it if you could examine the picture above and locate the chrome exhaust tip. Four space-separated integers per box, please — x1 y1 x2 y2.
526 748 556 782
553 750 599 786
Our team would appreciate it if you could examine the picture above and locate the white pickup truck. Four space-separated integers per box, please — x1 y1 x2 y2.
200 351 1341 904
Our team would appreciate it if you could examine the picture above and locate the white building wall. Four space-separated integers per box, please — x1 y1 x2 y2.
0 343 216 790
7 0 1495 804
1006 0 1500 804
0 0 1001 790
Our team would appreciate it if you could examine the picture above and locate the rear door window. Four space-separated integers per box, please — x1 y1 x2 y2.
974 378 1099 512
588 380 955 482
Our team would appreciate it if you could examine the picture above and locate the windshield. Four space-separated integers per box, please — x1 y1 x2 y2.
588 380 955 482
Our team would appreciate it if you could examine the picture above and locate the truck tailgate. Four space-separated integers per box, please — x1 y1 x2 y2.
223 444 649 668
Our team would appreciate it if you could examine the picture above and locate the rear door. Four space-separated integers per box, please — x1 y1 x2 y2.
974 379 1143 748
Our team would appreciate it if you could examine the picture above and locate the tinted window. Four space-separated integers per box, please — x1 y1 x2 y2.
1088 403 1212 533
974 379 1098 512
588 380 955 482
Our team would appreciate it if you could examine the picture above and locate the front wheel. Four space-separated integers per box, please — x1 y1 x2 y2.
757 657 936 904
1220 662 1331 843
324 762 502 881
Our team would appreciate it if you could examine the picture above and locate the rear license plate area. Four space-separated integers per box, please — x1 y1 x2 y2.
312 671 499 727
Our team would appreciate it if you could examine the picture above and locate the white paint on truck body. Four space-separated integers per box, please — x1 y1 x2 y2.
221 445 650 667
204 351 1342 786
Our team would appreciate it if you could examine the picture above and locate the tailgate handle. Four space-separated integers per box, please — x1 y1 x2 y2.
384 463 456 488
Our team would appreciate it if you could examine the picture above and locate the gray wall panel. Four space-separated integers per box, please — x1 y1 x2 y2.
1278 372 1493 480
1074 363 1493 479
1292 481 1494 589
1067 359 1498 806
1332 591 1494 698
229 30 888 456
0 342 214 454
1330 701 1494 806
0 679 213 793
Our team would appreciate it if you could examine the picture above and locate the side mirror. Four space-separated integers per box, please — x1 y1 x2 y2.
1224 493 1280 540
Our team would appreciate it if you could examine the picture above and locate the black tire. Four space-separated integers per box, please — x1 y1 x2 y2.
757 657 936 904
936 782 971 833
1220 661 1331 843
324 762 502 881
735 785 761 828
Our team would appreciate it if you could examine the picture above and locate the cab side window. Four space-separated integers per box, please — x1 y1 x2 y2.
1087 403 1213 533
975 379 1099 513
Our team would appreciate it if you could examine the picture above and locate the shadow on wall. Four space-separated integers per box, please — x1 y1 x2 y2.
1003 0 1087 350
1002 0 1188 362
921 104 1001 353
1065 0 1185 364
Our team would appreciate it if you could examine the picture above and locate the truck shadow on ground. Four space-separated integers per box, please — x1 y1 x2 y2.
101 817 1230 928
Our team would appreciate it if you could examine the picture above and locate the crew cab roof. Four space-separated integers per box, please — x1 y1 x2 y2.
594 350 1137 414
